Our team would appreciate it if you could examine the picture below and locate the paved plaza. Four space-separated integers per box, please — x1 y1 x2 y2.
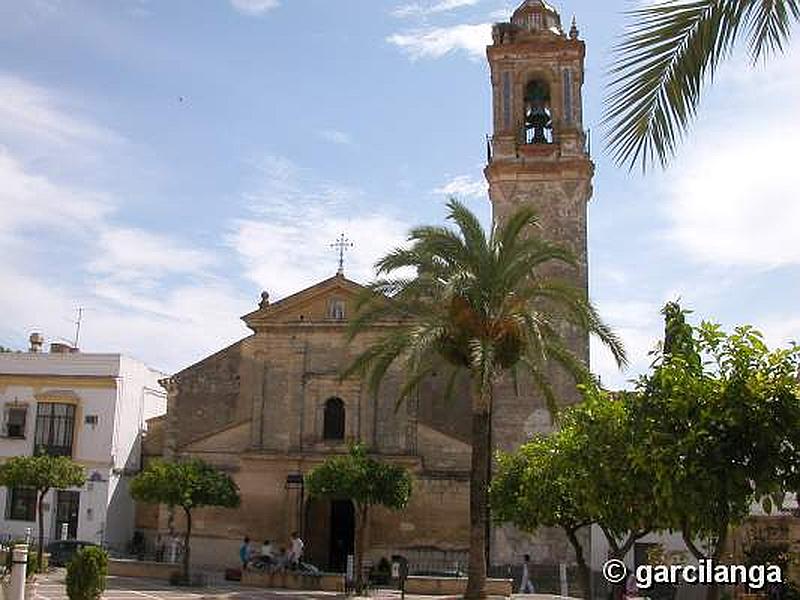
25 573 526 600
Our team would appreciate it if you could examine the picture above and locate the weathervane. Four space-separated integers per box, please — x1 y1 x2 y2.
330 233 353 275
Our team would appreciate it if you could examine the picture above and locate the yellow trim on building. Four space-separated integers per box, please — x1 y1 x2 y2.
0 375 117 390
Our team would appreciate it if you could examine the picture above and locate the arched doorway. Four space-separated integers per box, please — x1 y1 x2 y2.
305 498 355 572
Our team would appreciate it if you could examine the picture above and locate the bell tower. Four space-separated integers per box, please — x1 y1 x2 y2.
485 1 593 564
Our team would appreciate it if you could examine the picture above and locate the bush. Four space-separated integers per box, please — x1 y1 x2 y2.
66 546 108 600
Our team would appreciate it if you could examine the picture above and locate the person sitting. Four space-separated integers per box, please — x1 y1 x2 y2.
261 539 275 559
272 547 288 572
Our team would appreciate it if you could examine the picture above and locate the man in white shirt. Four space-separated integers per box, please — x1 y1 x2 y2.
288 532 304 568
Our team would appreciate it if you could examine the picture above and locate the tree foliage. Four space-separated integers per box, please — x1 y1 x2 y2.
604 0 800 171
344 199 626 599
306 443 412 510
130 459 240 582
306 443 412 592
632 305 800 567
0 454 85 572
492 386 660 599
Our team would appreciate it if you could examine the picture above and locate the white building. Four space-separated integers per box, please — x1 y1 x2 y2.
0 335 166 552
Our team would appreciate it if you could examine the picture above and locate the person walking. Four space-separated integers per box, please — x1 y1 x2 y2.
519 554 535 593
240 536 252 571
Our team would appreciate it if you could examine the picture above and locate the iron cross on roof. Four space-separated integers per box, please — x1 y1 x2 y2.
330 233 353 275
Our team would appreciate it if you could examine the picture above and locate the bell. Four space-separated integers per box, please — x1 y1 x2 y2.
525 104 552 144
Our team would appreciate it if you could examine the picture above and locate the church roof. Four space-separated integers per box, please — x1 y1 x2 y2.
241 272 370 331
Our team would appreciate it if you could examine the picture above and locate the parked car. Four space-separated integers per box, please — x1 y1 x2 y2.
46 540 100 567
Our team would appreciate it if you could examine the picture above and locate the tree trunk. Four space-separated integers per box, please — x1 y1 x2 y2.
354 504 368 594
566 527 592 600
37 488 47 573
465 407 490 600
182 507 192 584
705 526 728 600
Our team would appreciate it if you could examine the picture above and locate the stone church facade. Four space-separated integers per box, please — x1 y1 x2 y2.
137 0 594 572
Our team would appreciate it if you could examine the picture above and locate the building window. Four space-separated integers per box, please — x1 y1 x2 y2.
323 397 345 440
5 487 36 522
328 299 346 321
35 403 76 457
5 405 27 439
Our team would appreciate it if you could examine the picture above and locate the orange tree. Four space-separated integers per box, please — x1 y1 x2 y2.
0 454 85 571
305 443 412 593
130 458 240 583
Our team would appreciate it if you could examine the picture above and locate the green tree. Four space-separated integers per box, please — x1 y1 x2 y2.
492 386 662 599
492 433 594 598
345 199 627 599
632 303 800 600
604 0 799 171
130 459 240 583
0 454 86 572
305 443 412 594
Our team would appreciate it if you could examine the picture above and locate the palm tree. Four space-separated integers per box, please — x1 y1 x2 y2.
604 0 799 171
344 199 627 599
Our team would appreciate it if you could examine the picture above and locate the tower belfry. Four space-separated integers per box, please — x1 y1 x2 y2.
485 0 593 564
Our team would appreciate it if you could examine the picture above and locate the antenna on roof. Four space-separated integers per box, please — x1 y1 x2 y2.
73 307 84 348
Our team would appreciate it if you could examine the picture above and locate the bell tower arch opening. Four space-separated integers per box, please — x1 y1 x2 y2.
524 78 552 144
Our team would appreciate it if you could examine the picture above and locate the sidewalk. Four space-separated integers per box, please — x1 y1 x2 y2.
25 573 521 600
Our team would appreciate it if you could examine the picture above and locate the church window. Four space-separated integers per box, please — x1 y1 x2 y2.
323 397 345 440
328 298 346 321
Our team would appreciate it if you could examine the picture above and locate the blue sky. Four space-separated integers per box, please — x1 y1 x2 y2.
0 0 798 388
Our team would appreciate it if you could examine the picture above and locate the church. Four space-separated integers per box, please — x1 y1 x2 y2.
137 0 594 573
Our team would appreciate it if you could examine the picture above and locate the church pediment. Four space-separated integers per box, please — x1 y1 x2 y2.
241 273 370 331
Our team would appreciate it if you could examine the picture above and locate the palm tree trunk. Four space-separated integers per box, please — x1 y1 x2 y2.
37 488 47 573
354 503 368 594
182 507 192 584
465 404 490 600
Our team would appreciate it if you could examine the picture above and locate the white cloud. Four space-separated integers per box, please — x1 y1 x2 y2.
392 0 480 18
0 73 122 151
433 174 487 199
229 156 410 298
387 23 492 60
90 228 217 283
590 299 662 390
0 147 112 237
229 0 279 16
318 129 354 146
0 73 251 371
660 46 800 269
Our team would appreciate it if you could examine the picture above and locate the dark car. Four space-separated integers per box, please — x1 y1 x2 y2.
46 540 100 567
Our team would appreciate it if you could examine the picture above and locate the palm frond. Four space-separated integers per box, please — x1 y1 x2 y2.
745 0 800 60
446 198 489 262
603 0 746 171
